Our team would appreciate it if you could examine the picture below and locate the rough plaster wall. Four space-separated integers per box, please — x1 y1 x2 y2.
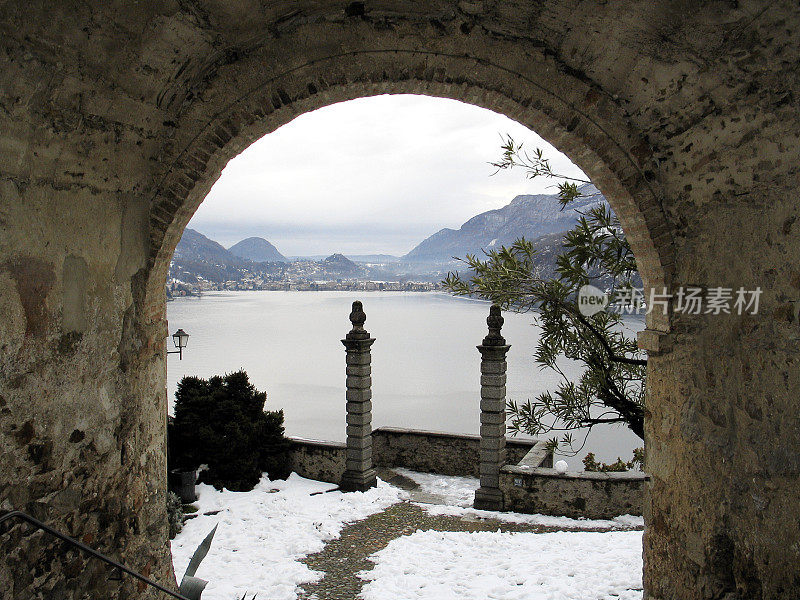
0 2 798 599
0 7 171 593
620 7 800 599
0 182 170 597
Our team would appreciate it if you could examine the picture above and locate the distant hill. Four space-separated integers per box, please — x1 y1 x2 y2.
168 183 626 288
173 228 245 267
170 228 284 283
403 184 607 264
229 237 287 262
322 253 361 275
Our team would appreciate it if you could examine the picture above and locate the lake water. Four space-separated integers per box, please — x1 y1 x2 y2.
166 291 644 469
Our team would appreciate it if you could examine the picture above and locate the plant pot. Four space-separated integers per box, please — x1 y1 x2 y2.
169 469 198 503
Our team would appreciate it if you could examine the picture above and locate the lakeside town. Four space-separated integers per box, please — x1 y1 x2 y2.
167 276 442 296
166 228 452 298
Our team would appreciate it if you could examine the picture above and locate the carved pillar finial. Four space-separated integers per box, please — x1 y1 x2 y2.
483 304 506 346
347 301 369 340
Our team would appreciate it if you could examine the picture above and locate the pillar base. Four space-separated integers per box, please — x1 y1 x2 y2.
340 468 377 492
474 486 504 511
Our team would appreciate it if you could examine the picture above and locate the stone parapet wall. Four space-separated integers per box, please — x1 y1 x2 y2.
500 465 648 519
371 427 539 478
287 428 542 483
287 438 346 485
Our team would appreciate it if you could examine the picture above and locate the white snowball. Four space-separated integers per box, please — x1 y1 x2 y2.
554 460 569 474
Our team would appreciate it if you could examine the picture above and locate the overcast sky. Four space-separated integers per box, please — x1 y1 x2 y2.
188 94 587 256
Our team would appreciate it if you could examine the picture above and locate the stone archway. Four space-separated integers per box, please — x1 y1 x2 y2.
2 3 799 599
141 43 675 593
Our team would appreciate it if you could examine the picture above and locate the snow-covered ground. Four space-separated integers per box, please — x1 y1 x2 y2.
359 530 643 600
171 470 644 600
171 474 406 600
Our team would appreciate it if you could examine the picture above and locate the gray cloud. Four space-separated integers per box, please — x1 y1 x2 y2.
189 94 586 255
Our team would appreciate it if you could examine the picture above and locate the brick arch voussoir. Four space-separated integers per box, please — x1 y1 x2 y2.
146 50 674 334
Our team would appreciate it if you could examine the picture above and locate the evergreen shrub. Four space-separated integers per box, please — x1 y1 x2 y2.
169 370 290 491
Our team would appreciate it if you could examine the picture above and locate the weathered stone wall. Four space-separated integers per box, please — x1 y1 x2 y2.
1 2 799 599
500 465 648 520
288 428 540 483
288 438 346 485
372 427 537 477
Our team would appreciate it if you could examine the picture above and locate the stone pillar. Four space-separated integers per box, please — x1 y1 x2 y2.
474 305 511 511
340 301 378 492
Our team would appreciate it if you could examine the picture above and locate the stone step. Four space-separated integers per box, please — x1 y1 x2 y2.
375 467 419 491
376 467 450 505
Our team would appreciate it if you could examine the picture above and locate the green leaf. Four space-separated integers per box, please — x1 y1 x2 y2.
183 524 218 579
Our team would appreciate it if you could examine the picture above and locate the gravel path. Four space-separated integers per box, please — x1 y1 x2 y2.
297 470 640 600
297 501 557 600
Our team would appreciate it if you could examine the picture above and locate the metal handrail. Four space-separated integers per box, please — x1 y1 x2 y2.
0 510 191 600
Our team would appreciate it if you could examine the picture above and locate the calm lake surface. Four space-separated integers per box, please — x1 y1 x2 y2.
166 291 643 469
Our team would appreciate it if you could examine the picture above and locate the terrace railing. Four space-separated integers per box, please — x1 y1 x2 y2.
0 510 191 600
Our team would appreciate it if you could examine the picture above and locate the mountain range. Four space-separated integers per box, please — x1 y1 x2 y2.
169 183 611 285
170 229 285 284
403 183 605 263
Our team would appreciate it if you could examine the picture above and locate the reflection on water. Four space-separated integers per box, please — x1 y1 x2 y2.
166 291 644 469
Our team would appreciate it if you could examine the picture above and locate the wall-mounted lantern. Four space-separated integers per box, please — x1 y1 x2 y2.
167 328 190 360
